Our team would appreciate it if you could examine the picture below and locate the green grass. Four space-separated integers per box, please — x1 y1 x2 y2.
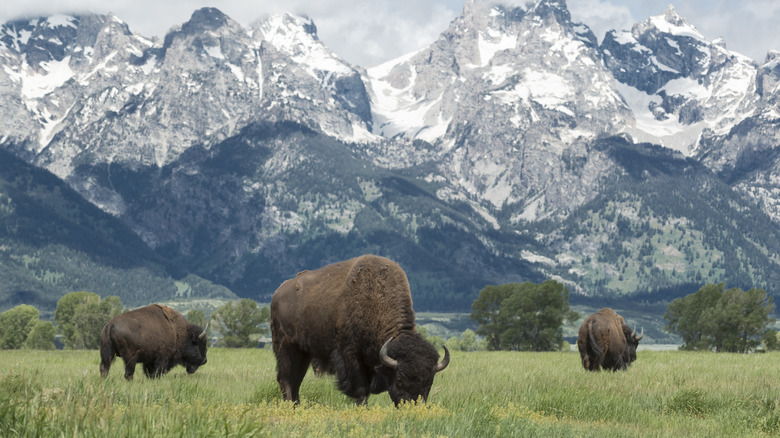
1 349 778 437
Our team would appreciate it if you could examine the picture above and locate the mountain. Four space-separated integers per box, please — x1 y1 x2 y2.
0 0 779 313
0 148 237 314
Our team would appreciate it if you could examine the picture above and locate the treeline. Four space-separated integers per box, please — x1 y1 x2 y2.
665 283 778 353
2 281 777 354
0 293 271 350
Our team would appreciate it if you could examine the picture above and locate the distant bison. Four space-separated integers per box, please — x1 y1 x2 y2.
99 304 208 380
270 254 450 406
577 307 643 371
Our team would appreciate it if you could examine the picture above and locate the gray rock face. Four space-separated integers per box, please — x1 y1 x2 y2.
1 1 779 302
599 6 759 154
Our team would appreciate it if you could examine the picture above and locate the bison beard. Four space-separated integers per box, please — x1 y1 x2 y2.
270 254 449 406
577 307 643 372
99 304 208 380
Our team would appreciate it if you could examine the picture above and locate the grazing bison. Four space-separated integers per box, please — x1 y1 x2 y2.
270 254 450 406
577 308 643 372
99 304 208 380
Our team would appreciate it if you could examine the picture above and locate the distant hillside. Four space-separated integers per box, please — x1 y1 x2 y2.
0 148 237 315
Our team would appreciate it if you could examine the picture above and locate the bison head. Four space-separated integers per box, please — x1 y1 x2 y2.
379 333 449 406
621 324 644 365
183 323 209 374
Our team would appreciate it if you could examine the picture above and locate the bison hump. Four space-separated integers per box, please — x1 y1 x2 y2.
151 304 179 323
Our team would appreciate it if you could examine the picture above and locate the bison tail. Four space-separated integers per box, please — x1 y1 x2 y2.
586 324 604 371
99 323 115 378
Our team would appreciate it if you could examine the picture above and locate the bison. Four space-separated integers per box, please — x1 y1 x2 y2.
577 307 643 371
270 254 450 406
99 304 208 380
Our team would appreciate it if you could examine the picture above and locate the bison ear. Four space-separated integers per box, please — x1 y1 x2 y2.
379 337 398 369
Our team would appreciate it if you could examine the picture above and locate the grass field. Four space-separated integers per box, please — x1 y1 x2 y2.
1 348 778 437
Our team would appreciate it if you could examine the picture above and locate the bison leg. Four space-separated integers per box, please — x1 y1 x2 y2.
332 350 370 406
143 362 157 378
143 358 168 378
122 349 141 381
274 345 310 404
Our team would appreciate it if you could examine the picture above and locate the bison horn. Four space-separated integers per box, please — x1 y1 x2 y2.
434 345 450 373
631 325 644 341
379 337 398 369
199 321 209 340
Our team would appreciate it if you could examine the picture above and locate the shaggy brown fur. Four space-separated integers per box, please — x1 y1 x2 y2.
99 304 208 380
270 254 449 405
577 307 642 372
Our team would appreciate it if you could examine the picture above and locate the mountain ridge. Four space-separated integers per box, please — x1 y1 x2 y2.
1 0 779 313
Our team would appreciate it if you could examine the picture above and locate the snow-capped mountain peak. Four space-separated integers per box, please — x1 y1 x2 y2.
601 5 758 155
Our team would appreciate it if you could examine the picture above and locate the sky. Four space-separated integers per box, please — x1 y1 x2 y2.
1 0 778 68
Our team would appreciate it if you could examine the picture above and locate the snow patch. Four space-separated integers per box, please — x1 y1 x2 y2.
21 57 74 99
478 30 517 67
204 44 224 60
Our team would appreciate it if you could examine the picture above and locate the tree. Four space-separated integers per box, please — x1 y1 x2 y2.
417 325 445 350
211 299 269 348
25 321 56 350
0 305 40 349
186 310 207 328
664 283 723 350
460 329 478 352
761 329 779 351
471 285 515 350
55 292 123 349
701 288 775 353
665 284 776 353
471 280 578 352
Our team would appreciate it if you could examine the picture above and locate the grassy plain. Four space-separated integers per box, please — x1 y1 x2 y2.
1 348 778 437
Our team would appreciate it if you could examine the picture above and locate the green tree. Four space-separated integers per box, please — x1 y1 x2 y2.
460 329 478 352
471 280 578 352
665 284 775 353
55 292 123 349
0 305 40 349
471 285 515 350
25 320 56 350
186 310 207 328
211 299 269 348
664 283 724 350
445 336 461 352
762 329 779 351
701 288 775 353
416 325 445 350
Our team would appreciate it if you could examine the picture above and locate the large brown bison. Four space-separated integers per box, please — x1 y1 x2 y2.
99 304 208 380
270 254 450 406
577 308 643 371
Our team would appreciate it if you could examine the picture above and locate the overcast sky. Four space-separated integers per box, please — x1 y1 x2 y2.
1 0 778 68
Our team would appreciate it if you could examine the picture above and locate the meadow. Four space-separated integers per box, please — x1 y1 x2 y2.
1 348 778 437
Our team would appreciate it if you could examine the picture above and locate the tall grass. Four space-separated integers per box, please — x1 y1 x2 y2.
1 349 778 437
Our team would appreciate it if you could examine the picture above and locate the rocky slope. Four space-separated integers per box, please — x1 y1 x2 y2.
1 1 778 309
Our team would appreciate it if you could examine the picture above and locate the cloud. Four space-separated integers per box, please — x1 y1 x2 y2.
567 0 634 41
1 0 778 66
